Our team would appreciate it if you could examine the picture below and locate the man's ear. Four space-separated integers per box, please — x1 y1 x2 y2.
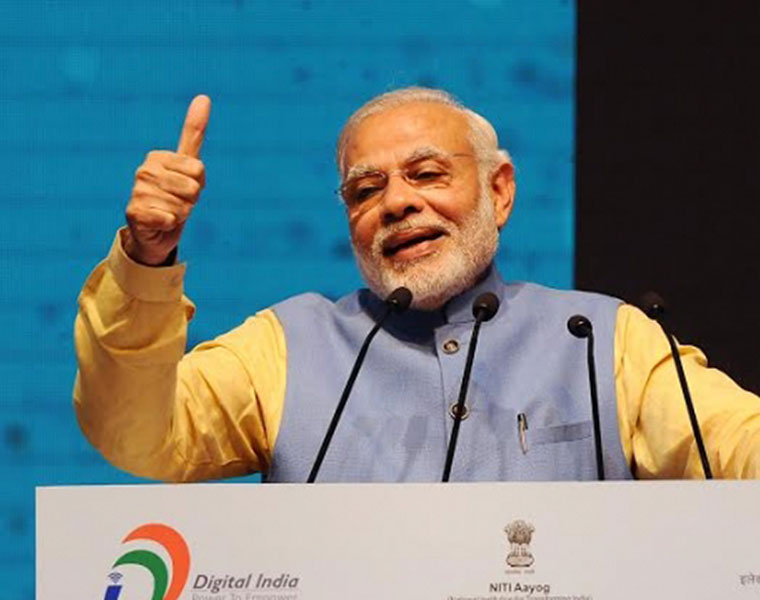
490 162 516 229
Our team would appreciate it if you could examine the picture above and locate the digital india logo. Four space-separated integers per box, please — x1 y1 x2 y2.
102 523 190 600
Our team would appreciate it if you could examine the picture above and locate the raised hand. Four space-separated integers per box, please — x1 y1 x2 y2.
124 95 211 265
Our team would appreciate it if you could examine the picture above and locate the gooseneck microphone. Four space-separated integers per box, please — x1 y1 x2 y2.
307 287 413 483
441 292 500 482
640 292 713 479
567 315 605 481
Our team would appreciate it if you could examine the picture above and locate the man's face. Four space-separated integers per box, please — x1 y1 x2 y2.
342 102 511 310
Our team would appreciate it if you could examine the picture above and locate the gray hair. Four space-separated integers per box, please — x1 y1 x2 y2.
336 87 512 179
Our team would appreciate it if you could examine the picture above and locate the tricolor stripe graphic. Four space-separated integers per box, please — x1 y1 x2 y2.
107 523 190 600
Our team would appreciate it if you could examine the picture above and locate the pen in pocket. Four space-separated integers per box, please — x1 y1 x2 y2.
517 413 528 454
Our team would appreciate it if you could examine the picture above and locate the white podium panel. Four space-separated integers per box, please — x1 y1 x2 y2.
37 481 760 600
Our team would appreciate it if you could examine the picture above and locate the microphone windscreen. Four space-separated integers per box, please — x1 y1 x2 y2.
473 292 500 322
567 314 593 338
640 291 667 319
386 287 413 313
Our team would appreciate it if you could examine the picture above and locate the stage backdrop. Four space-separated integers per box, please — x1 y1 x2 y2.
576 4 760 395
0 1 574 597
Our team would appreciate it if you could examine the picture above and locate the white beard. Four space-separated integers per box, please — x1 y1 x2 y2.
352 188 500 311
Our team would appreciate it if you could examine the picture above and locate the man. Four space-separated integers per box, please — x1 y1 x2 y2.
74 87 760 482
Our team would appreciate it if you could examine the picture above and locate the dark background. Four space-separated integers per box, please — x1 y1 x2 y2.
576 4 760 393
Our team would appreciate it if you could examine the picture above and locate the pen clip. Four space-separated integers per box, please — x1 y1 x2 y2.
517 413 528 455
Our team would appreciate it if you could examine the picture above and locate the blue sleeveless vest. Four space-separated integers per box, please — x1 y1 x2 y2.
267 268 632 482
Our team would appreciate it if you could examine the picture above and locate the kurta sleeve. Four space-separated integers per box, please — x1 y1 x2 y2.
614 303 760 479
73 229 287 482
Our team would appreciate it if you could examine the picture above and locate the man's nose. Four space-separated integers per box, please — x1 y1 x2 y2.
380 173 425 223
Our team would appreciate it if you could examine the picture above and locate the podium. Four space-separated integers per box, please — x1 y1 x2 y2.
37 481 760 599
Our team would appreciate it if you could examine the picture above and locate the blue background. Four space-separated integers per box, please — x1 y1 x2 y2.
0 1 574 596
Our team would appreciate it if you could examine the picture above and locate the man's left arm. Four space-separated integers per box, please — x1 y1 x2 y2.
614 304 760 479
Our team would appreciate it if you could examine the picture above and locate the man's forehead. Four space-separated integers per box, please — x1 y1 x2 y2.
343 102 472 171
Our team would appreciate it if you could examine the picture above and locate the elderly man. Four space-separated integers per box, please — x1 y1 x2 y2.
74 87 760 482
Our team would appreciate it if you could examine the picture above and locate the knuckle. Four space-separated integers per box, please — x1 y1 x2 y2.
132 180 153 199
125 204 139 223
136 164 158 182
177 206 191 223
146 149 170 161
191 158 205 177
187 178 201 196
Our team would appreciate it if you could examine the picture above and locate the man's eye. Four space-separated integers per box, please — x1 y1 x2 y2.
412 170 445 182
355 186 382 202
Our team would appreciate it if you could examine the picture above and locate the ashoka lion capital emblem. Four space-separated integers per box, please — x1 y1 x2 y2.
504 520 535 567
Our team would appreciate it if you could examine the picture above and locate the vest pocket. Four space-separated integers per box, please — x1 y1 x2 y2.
530 420 592 445
517 419 596 480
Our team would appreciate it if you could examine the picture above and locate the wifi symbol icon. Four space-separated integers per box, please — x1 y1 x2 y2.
108 572 123 584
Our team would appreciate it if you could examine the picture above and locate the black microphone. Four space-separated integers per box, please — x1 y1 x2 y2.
640 292 713 479
307 287 412 483
567 314 605 480
441 292 500 482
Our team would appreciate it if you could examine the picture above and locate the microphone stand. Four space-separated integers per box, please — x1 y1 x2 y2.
568 315 605 480
307 288 412 483
441 293 499 482
641 293 713 479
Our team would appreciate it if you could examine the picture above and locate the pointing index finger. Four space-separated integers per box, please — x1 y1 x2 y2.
177 95 211 157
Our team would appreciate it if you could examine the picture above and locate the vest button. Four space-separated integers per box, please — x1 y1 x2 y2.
448 402 470 420
442 339 460 354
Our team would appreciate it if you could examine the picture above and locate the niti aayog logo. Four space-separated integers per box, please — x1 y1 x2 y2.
102 523 190 600
504 519 535 568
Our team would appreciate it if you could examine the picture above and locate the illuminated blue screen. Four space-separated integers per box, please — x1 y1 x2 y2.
0 1 574 596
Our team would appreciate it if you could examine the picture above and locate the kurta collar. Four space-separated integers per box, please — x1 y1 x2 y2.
359 264 505 334
442 265 506 324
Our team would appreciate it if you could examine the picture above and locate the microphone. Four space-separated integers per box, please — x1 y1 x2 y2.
385 287 413 314
307 287 412 483
640 292 713 479
442 292 500 482
567 314 605 480
473 292 500 321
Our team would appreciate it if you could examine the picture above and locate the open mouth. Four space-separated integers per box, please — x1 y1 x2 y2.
382 227 446 258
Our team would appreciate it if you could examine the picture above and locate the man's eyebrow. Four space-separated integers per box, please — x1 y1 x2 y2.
344 146 452 181
404 146 450 163
344 163 381 182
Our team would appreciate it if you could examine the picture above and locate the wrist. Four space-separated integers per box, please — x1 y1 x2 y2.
121 229 176 267
109 230 186 302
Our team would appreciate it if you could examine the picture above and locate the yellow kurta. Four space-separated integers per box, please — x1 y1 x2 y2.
74 231 760 481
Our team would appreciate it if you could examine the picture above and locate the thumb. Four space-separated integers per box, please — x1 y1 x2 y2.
177 94 211 157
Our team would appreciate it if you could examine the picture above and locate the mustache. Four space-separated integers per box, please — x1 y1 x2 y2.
371 218 453 256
